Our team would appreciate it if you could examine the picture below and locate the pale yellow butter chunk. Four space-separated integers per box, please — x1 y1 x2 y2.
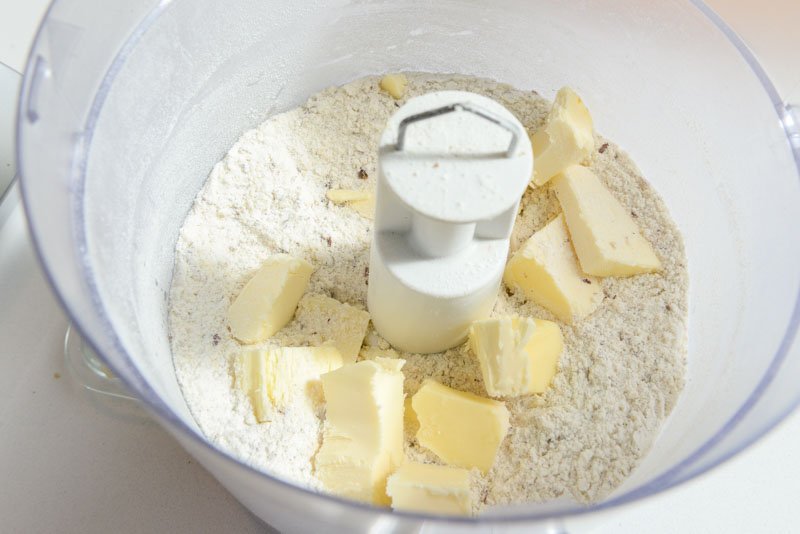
469 316 563 397
552 165 661 276
387 462 473 516
504 214 602 323
315 358 405 505
350 196 376 219
234 346 343 423
525 319 564 393
530 87 594 186
379 73 408 99
470 316 532 397
228 254 313 344
327 189 371 203
411 380 509 474
327 189 375 220
404 397 419 435
359 346 400 361
294 294 371 363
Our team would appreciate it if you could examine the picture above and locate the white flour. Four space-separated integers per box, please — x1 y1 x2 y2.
169 73 688 508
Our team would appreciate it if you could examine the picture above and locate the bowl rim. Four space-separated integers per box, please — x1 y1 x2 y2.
16 0 800 525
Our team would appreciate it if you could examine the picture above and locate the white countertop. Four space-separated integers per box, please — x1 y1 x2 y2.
1 1 798 532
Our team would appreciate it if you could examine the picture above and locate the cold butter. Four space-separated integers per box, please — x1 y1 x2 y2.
530 87 594 186
504 214 602 323
379 73 408 100
234 346 343 423
327 189 375 219
315 358 405 505
411 380 509 474
227 254 313 344
469 316 563 397
294 293 371 364
552 165 661 276
387 462 473 516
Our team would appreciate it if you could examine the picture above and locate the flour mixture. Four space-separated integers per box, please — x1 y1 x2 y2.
169 73 688 509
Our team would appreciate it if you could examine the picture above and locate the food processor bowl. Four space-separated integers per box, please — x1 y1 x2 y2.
17 0 800 531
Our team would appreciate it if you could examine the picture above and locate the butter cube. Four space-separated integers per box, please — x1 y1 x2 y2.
327 189 371 203
228 254 313 344
411 380 509 474
530 87 594 186
327 189 375 219
525 319 564 393
404 397 419 435
387 462 473 516
315 358 405 504
234 346 343 423
359 346 400 361
379 73 408 99
349 197 376 219
294 294 371 363
504 214 602 323
469 316 563 397
552 165 661 276
470 316 533 397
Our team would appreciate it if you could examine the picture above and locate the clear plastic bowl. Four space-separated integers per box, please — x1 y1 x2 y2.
16 0 800 531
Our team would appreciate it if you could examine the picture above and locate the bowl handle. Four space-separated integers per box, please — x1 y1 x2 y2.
783 103 800 151
64 324 137 401
0 61 20 227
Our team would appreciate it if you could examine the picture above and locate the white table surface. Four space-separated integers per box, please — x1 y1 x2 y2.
1 1 798 533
